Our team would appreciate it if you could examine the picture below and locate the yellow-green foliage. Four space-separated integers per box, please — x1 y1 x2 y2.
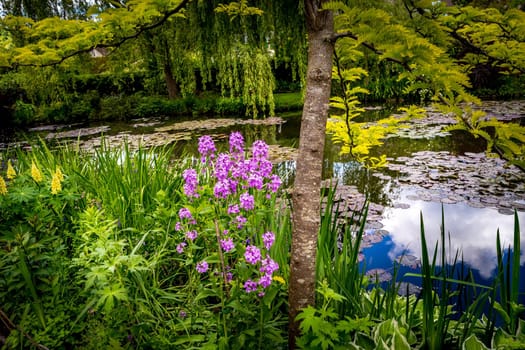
442 101 525 170
326 2 462 168
326 1 524 169
440 7 525 74
0 0 187 67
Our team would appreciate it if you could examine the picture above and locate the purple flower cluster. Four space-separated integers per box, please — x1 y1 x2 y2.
186 230 198 241
177 132 284 296
229 131 245 156
198 135 216 163
262 231 275 250
196 260 209 273
220 238 235 252
239 192 254 210
179 208 193 220
244 245 261 265
183 169 199 198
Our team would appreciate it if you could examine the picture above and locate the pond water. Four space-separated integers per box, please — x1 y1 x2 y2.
3 101 525 292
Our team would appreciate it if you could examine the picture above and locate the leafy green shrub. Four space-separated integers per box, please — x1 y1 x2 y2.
214 97 244 116
41 101 71 123
274 92 303 112
98 95 141 121
192 96 216 115
13 100 35 126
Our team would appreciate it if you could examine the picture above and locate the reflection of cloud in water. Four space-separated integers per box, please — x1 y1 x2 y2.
382 190 525 279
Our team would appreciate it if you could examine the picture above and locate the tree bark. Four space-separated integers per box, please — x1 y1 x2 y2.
163 39 180 99
288 1 334 348
163 61 180 99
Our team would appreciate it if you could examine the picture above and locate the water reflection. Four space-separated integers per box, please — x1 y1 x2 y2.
381 188 525 279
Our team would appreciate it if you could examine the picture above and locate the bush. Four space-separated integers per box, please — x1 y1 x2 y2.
98 95 141 121
13 101 35 126
214 97 244 116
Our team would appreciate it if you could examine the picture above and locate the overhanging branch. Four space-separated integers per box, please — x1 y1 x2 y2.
2 0 191 69
330 31 412 71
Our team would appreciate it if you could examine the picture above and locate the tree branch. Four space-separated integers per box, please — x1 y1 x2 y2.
330 31 412 71
3 0 191 69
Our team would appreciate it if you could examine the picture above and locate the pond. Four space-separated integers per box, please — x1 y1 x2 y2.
4 100 525 293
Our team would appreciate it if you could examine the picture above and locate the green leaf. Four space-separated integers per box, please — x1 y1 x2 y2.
462 334 489 350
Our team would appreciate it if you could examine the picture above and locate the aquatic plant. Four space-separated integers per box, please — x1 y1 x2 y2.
298 196 525 349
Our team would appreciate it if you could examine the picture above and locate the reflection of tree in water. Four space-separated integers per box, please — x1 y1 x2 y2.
323 155 393 207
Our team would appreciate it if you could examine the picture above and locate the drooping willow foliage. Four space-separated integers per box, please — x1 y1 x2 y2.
0 0 308 117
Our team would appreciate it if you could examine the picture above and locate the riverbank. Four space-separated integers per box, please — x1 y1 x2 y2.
5 91 305 129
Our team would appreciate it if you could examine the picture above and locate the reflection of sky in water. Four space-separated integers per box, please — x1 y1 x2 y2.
381 188 525 279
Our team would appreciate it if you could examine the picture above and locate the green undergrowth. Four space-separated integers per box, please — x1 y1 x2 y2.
297 186 525 350
0 140 523 349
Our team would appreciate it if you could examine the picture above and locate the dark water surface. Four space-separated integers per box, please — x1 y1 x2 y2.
5 101 525 289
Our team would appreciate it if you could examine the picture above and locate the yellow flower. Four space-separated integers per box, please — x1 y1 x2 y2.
0 176 7 195
51 168 62 195
7 160 16 179
31 161 43 183
55 167 64 181
272 276 285 285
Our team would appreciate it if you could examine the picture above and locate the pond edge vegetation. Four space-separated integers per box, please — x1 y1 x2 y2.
0 139 523 349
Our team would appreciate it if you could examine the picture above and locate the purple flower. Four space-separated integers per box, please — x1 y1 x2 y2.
244 279 258 293
245 245 261 265
252 140 269 160
239 192 254 210
183 168 199 197
236 215 247 229
196 260 209 273
225 271 233 282
178 208 193 220
267 174 281 192
228 204 240 214
231 160 251 180
258 159 273 178
186 230 198 241
220 238 235 252
176 242 187 254
198 135 216 163
175 222 182 231
248 174 264 190
259 274 273 288
260 256 279 275
214 180 231 199
262 231 275 250
214 153 233 181
228 178 239 194
229 132 245 155
179 310 187 318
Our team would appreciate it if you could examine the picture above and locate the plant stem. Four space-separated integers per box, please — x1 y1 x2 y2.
214 219 228 341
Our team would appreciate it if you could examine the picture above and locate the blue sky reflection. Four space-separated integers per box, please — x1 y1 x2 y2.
381 189 525 279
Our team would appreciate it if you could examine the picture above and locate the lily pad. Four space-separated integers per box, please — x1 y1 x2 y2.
395 255 421 269
365 269 393 283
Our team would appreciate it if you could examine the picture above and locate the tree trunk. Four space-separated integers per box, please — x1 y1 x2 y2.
288 1 334 348
164 61 180 99
163 38 180 99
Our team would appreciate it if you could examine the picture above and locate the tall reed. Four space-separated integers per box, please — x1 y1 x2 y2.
316 184 368 317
